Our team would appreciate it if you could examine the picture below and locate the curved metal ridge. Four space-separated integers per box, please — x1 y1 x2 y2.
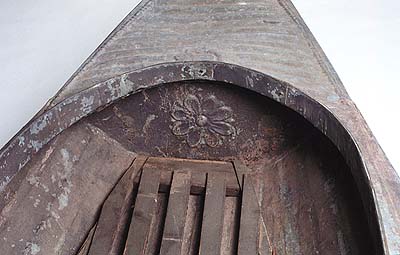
0 61 385 252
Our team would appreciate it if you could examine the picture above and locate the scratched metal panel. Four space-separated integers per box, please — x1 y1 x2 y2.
50 0 346 106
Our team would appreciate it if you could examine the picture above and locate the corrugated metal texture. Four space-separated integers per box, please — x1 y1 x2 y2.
50 0 347 106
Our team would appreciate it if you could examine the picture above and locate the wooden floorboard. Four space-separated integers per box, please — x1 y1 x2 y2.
238 174 260 255
88 156 147 255
124 167 161 255
160 171 191 254
199 172 227 255
76 223 97 255
79 157 251 254
181 194 204 255
144 157 240 196
146 192 169 255
220 196 240 255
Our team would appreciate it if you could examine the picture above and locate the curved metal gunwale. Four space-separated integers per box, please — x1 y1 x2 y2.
0 61 383 252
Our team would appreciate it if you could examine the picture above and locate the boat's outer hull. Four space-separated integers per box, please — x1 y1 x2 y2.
0 0 399 253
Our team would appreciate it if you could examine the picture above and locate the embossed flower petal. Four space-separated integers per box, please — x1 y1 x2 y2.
209 121 235 136
208 106 233 121
202 95 222 114
205 132 219 147
171 104 189 121
184 95 201 114
186 129 202 147
172 121 191 136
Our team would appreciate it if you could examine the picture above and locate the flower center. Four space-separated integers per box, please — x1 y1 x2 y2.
196 115 208 127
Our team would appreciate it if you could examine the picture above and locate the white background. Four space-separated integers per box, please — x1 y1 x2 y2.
0 0 399 174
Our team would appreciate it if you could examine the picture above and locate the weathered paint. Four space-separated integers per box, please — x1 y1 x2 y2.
0 61 398 253
0 123 137 254
0 62 400 253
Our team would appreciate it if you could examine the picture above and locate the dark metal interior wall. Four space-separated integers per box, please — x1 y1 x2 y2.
0 81 377 254
87 81 376 253
87 81 305 162
0 62 394 253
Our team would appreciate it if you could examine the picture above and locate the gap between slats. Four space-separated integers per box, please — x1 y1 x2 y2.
78 158 274 255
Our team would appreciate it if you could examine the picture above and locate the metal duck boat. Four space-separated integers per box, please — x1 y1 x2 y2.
0 0 399 254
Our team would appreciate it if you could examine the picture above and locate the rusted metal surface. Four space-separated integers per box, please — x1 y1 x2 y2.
2 78 379 253
0 0 399 253
0 62 398 253
0 62 352 185
0 62 304 187
88 81 303 163
89 83 376 254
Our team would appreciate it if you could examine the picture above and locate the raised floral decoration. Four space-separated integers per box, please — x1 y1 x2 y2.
170 94 236 147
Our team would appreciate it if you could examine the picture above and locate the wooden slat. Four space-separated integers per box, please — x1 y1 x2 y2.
199 172 227 255
76 223 97 255
160 171 191 254
88 156 147 255
146 192 169 254
143 157 240 196
220 196 240 255
146 157 233 173
124 167 161 255
181 194 204 254
238 174 260 254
